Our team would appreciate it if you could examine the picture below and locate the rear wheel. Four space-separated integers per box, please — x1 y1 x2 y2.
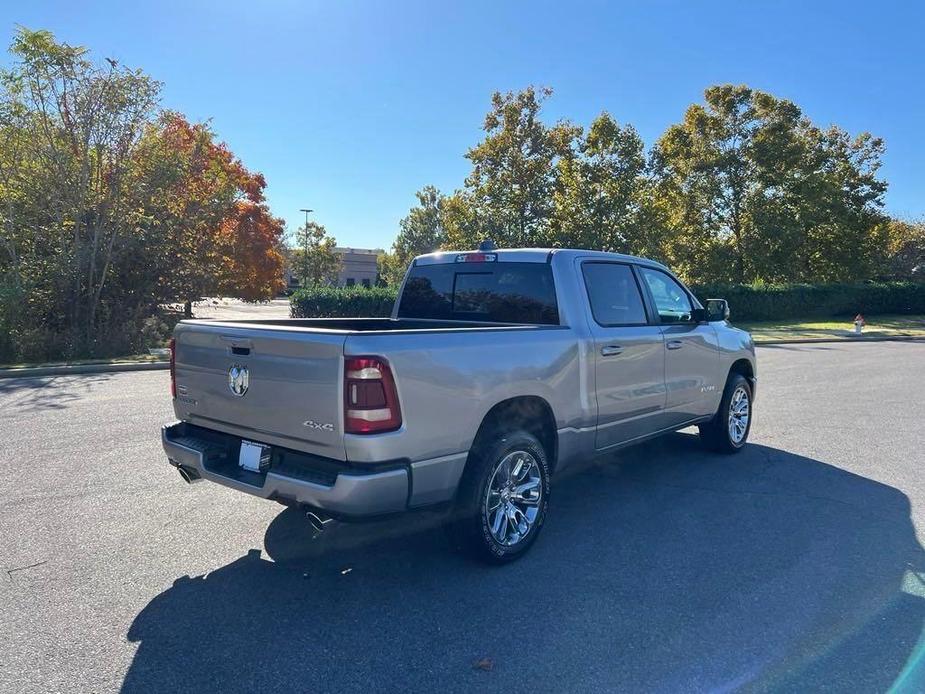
449 430 550 564
699 373 752 453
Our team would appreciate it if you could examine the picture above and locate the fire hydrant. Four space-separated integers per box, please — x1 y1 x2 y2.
853 314 865 335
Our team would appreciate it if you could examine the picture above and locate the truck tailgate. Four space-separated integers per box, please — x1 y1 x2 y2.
172 323 347 460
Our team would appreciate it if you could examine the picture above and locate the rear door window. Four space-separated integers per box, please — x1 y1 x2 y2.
581 262 648 326
397 262 559 324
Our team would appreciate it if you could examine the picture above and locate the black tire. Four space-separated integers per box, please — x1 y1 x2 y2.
699 373 753 453
448 429 551 564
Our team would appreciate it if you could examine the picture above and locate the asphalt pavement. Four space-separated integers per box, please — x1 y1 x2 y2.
1 342 923 693
186 298 292 321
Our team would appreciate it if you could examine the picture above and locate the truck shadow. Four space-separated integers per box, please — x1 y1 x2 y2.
122 434 925 693
0 373 114 414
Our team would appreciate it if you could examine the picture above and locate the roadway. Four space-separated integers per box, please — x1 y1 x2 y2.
1 342 923 692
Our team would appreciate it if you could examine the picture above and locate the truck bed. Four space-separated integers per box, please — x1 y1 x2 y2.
183 317 560 333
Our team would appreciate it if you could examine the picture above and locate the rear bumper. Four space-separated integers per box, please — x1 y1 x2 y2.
162 422 411 517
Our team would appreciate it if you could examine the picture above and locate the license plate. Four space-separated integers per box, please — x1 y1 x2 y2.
238 440 270 472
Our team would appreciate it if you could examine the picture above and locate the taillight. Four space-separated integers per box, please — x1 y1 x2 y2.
344 356 402 434
168 337 177 398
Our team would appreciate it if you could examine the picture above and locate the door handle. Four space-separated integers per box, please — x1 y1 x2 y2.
601 345 624 357
666 340 683 350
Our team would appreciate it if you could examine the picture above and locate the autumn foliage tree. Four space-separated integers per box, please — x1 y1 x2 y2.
216 201 286 301
139 113 284 315
0 29 285 361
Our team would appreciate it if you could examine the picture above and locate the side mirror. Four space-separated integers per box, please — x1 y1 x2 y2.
705 298 730 322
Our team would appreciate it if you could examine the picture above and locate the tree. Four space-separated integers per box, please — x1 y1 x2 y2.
652 85 797 281
0 28 161 354
134 113 272 315
292 221 340 287
215 201 286 301
0 28 292 361
878 219 925 280
551 113 648 253
651 84 887 283
376 251 405 286
382 185 446 284
460 86 579 248
794 127 888 281
441 191 481 250
400 83 898 287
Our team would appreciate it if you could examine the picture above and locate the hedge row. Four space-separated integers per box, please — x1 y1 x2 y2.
693 282 925 322
289 286 397 318
290 282 925 323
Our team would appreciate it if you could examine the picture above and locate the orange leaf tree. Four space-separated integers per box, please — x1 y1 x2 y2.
131 112 284 313
215 200 286 301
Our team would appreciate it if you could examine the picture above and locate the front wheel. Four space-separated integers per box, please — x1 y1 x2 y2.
449 430 550 564
699 373 753 453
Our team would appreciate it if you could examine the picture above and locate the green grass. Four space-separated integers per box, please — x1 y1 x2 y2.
737 314 925 342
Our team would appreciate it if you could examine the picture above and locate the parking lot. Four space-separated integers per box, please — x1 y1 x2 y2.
2 342 923 693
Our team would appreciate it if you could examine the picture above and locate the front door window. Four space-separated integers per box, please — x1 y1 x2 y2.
639 268 693 323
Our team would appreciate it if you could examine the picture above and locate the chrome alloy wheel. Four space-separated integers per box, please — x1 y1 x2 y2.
484 450 543 547
728 385 750 445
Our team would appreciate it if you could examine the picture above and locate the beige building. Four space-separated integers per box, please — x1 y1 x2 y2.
333 247 381 288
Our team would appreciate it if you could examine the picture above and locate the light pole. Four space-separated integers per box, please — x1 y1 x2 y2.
299 208 313 230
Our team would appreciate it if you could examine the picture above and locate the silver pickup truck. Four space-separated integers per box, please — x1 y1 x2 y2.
162 247 756 562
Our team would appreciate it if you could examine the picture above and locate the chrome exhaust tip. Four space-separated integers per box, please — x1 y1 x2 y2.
170 460 202 484
305 510 336 534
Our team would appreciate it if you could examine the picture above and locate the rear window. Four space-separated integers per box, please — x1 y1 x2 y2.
582 262 648 326
397 262 559 324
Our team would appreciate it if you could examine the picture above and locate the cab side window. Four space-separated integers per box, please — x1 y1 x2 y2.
639 267 693 323
582 262 648 326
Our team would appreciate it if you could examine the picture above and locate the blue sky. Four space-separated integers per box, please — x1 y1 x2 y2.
2 1 923 249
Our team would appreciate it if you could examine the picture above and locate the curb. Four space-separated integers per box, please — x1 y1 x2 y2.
755 335 925 346
0 361 169 379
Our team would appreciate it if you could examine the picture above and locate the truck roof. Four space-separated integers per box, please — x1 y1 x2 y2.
413 247 670 271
